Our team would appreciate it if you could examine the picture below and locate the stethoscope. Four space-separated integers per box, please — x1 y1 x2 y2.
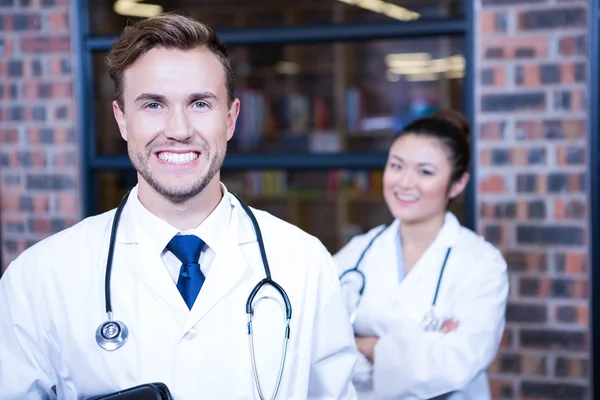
95 190 291 400
338 222 452 332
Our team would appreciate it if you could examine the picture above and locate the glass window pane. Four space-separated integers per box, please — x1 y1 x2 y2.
95 169 466 254
92 36 464 156
90 0 464 35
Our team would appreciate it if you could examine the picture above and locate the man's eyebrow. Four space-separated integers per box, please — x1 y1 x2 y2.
186 92 218 103
134 93 166 103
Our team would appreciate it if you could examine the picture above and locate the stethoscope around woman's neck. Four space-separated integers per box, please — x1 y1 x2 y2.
339 221 452 331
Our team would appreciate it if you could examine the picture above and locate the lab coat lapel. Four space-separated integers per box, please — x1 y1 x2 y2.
114 201 190 324
395 213 461 290
186 202 253 328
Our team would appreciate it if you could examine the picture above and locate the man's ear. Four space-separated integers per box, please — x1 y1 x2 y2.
112 100 128 141
226 98 241 141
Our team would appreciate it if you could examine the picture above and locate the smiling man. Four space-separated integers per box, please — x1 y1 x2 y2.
0 13 357 400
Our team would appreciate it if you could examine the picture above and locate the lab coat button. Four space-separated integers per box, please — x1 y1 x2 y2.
183 328 197 340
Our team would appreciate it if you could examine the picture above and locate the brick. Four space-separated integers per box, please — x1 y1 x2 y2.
516 174 537 193
484 224 503 245
558 35 587 56
4 173 21 186
557 146 585 165
495 202 516 218
540 64 561 84
0 128 19 144
547 173 585 193
543 120 586 140
490 353 521 374
520 381 587 400
7 60 23 77
520 329 587 351
48 11 68 31
555 304 587 325
516 121 543 140
554 198 586 219
518 7 586 31
481 92 545 112
18 194 50 212
552 278 587 298
489 379 515 399
517 225 584 246
555 356 588 378
519 277 551 297
56 194 78 214
482 37 549 60
479 174 505 193
515 65 540 86
9 106 24 121
479 121 505 140
9 13 40 31
554 252 587 275
4 219 26 234
491 148 510 165
32 105 46 121
553 90 571 111
506 252 547 272
31 60 42 76
574 63 585 82
528 199 546 219
506 302 547 323
26 174 76 190
522 354 548 376
479 11 496 35
20 35 70 52
60 59 71 74
571 89 586 111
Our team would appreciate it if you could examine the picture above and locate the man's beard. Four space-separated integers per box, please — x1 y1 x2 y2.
130 144 225 202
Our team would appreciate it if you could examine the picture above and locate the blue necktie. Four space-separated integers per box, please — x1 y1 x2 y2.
167 235 206 310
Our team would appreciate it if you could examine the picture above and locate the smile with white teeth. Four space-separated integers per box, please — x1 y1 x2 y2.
395 193 418 201
157 152 199 164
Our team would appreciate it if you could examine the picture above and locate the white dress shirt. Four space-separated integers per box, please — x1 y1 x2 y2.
131 185 232 283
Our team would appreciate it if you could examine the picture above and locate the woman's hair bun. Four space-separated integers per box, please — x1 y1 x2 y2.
432 109 470 138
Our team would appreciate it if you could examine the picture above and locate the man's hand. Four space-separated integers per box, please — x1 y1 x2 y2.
355 336 378 362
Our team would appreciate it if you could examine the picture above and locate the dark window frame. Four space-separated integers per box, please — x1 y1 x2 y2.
590 0 599 396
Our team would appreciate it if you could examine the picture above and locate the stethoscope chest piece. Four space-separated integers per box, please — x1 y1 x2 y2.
96 318 129 351
421 308 442 332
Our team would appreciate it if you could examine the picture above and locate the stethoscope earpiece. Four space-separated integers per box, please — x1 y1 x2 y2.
96 319 129 351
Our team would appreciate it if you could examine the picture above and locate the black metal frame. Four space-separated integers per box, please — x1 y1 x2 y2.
75 0 476 229
590 0 599 397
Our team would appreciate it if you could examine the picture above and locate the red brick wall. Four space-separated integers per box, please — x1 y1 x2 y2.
477 0 590 398
0 0 81 273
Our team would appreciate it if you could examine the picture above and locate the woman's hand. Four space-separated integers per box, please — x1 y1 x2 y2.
355 336 379 362
355 319 458 362
440 318 459 333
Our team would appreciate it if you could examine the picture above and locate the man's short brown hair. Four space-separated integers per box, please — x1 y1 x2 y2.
106 13 235 111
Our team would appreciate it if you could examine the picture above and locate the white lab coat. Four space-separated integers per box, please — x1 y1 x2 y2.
0 187 358 400
333 213 508 400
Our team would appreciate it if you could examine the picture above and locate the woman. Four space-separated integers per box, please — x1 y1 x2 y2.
334 110 508 400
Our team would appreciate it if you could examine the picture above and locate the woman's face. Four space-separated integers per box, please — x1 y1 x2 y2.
383 134 468 225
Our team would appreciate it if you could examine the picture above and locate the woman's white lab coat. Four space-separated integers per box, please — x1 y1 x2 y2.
333 213 508 400
0 187 357 400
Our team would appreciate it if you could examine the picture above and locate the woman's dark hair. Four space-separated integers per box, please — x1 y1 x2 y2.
394 109 471 185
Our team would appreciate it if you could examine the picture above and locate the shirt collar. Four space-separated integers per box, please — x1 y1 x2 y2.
131 183 232 255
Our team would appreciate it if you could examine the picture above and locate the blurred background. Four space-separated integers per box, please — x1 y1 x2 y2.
0 0 597 398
